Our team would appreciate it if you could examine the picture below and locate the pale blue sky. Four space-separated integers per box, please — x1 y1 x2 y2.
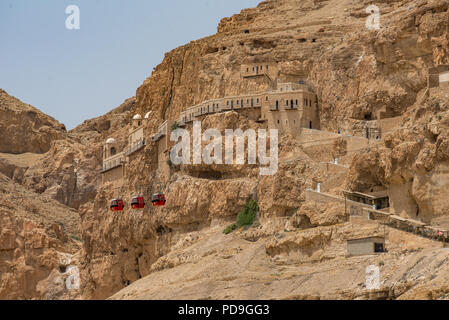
0 0 260 129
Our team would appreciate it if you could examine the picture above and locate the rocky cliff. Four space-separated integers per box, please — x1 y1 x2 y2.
3 0 449 300
0 89 66 154
78 0 449 300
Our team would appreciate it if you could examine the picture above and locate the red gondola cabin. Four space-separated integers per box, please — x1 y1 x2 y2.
110 199 124 212
131 196 145 210
151 193 166 206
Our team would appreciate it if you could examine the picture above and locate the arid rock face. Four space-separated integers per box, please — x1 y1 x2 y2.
0 174 81 300
0 90 66 154
4 0 449 300
80 0 449 300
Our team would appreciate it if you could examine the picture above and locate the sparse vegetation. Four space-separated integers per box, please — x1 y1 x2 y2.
223 200 259 234
171 121 179 131
223 223 237 234
71 235 83 242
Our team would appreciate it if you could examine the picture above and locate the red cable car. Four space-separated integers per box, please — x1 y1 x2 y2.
110 199 124 212
131 196 145 210
151 193 166 206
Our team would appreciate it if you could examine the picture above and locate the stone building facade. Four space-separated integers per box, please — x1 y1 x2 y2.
177 79 319 137
101 114 148 185
347 236 385 256
103 62 320 183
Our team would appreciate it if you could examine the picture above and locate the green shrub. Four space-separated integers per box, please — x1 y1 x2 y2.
171 121 179 131
223 223 237 234
223 200 259 234
236 199 259 227
71 235 82 242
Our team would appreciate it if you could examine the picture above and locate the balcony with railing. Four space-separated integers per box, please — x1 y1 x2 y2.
153 120 168 142
125 139 146 156
101 152 125 173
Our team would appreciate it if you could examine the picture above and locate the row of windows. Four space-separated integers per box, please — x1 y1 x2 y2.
273 119 313 128
181 93 315 122
226 98 260 107
273 99 299 110
275 119 296 124
304 98 314 107
246 65 269 73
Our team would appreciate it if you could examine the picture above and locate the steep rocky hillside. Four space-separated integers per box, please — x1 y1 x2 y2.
347 87 449 225
0 89 66 154
78 0 449 300
0 173 82 300
110 221 449 300
3 0 449 300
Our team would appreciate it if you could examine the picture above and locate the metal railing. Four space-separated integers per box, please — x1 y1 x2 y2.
101 153 125 173
125 139 146 156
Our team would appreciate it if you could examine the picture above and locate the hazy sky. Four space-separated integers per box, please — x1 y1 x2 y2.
0 0 260 129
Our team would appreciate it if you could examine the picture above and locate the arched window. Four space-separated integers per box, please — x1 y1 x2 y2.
110 147 116 156
309 121 312 129
276 100 279 110
291 100 294 108
251 99 254 107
